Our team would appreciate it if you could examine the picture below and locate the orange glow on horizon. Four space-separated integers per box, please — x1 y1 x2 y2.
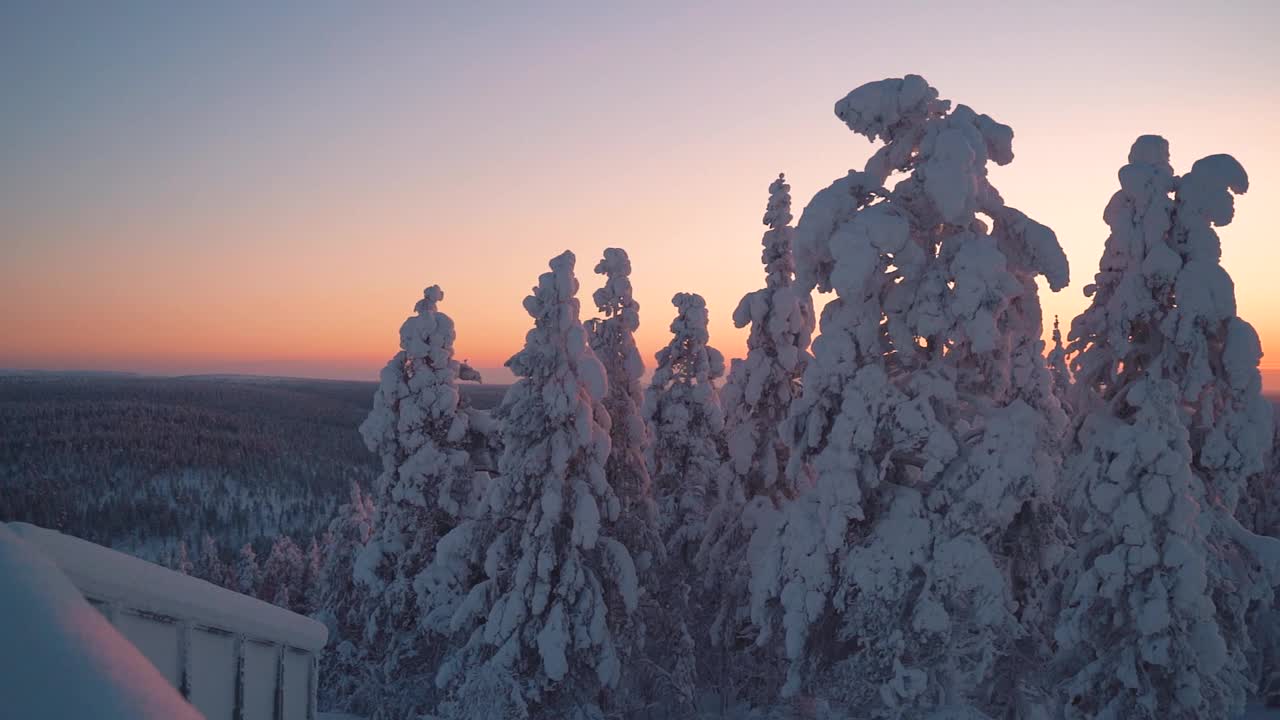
4 5 1278 392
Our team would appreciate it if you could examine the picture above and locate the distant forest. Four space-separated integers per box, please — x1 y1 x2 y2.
0 374 506 561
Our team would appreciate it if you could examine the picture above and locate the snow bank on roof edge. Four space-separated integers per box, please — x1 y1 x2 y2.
0 523 204 720
7 522 328 652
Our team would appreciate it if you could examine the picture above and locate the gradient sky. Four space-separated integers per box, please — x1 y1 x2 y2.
3 1 1278 388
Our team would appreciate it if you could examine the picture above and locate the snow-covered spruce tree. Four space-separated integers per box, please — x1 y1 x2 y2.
198 534 230 587
1047 316 1072 411
317 482 376 714
747 75 1071 718
585 249 662 573
354 284 490 718
432 251 638 720
234 543 261 597
172 540 194 576
260 535 304 610
1251 428 1280 704
1245 426 1280 540
698 173 815 705
583 248 680 713
640 292 728 710
646 292 727 567
299 537 325 616
1056 135 1278 719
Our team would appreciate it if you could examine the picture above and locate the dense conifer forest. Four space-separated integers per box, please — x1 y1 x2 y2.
0 374 504 558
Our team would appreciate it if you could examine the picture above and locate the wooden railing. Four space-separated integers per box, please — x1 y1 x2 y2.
8 523 328 720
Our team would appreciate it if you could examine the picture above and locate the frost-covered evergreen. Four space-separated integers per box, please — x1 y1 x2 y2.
585 249 662 572
300 537 325 617
1047 316 1072 410
171 540 194 576
317 482 376 714
354 285 490 717
260 535 304 611
645 292 727 570
1250 429 1280 705
584 248 681 712
699 174 814 703
1056 135 1278 720
748 75 1070 718
432 251 638 720
198 534 230 588
631 291 728 713
234 542 261 597
714 174 814 504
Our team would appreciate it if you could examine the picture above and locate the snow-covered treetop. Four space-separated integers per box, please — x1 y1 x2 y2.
763 173 793 229
731 173 813 376
359 283 483 528
833 74 949 144
360 285 479 463
789 73 1068 402
1164 153 1251 396
495 250 615 539
1069 135 1270 509
784 70 1071 472
1067 135 1257 399
506 251 608 403
759 173 799 291
591 248 640 332
1068 135 1177 400
795 74 1067 302
587 247 645 388
651 293 724 389
1048 315 1071 399
406 285 478 380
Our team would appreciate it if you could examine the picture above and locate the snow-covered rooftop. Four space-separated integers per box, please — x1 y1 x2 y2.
0 523 204 720
7 522 328 652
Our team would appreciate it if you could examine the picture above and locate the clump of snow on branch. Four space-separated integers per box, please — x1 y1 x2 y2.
750 74 1069 718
